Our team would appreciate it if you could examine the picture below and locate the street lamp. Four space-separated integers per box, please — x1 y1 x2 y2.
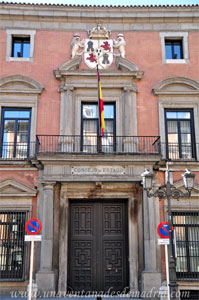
141 162 195 300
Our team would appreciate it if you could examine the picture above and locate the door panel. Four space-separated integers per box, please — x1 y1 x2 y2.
68 200 128 292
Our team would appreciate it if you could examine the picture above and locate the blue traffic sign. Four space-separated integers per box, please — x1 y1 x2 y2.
25 218 42 235
157 222 170 239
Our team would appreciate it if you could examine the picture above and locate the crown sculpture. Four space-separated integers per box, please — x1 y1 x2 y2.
88 24 111 40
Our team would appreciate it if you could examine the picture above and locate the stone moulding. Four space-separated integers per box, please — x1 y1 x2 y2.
54 56 144 81
152 76 199 95
0 75 44 94
0 178 37 197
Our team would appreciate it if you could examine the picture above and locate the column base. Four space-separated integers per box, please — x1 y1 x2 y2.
36 271 55 293
142 271 162 299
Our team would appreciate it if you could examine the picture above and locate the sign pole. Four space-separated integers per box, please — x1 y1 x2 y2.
165 244 170 300
28 240 34 300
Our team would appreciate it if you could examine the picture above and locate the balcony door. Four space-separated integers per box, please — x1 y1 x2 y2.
165 110 195 159
81 103 115 153
0 108 31 159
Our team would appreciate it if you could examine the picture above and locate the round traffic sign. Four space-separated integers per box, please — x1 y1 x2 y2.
157 222 170 239
25 218 42 235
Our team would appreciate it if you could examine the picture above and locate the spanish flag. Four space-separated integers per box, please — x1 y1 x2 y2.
98 71 106 137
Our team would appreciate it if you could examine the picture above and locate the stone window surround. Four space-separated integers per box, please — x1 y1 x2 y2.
158 98 199 158
159 32 189 64
153 77 199 159
75 95 123 137
6 29 36 62
0 75 44 157
0 179 37 281
0 96 37 150
59 86 138 138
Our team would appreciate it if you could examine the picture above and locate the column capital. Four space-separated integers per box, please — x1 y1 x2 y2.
42 182 56 190
59 85 75 92
123 86 138 93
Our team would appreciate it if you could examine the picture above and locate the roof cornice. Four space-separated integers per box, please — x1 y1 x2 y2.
0 2 198 28
0 2 198 9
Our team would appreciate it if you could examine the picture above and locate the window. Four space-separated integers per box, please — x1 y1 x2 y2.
12 37 30 58
165 39 183 59
6 30 36 62
159 32 189 64
0 108 31 159
81 103 115 153
0 211 28 281
173 211 199 280
165 110 195 160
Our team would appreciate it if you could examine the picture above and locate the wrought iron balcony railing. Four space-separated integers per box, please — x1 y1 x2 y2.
1 139 198 161
0 142 35 160
161 142 197 161
36 135 161 155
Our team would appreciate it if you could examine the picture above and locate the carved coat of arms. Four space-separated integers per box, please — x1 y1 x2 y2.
70 24 127 70
84 39 113 69
84 24 113 69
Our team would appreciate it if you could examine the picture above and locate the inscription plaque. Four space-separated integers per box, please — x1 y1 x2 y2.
71 166 126 176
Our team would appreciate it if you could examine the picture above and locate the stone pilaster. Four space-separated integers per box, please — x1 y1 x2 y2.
128 196 139 291
59 86 74 152
142 188 161 297
36 183 56 293
123 87 138 152
58 184 68 292
60 86 74 136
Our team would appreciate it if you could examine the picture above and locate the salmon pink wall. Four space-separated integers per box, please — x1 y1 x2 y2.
0 30 198 137
0 170 38 188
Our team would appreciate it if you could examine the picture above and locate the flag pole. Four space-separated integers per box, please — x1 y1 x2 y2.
96 64 101 137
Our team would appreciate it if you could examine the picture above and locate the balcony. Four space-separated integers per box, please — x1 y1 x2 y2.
161 143 197 161
36 135 160 155
1 138 198 161
0 142 35 160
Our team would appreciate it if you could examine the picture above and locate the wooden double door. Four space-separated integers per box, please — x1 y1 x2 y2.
68 200 129 292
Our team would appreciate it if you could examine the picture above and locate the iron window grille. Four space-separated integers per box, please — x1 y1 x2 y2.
0 211 29 281
172 211 199 280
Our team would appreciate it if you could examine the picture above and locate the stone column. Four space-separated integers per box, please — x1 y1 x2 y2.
59 86 75 152
142 186 161 297
36 183 56 292
123 87 138 153
58 184 68 293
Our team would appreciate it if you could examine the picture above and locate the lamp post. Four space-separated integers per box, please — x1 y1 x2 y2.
141 162 195 300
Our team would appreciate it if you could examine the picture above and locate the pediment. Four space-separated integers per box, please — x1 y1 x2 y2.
0 75 44 94
54 56 144 81
153 77 199 95
115 56 139 72
54 56 82 78
0 179 37 197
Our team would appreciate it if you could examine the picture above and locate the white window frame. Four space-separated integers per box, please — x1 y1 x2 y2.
6 29 36 62
159 32 189 64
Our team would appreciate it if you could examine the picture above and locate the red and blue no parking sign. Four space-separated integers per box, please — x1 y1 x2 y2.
25 218 42 235
157 222 171 239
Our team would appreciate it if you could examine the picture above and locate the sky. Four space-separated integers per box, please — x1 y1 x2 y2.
2 0 199 6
